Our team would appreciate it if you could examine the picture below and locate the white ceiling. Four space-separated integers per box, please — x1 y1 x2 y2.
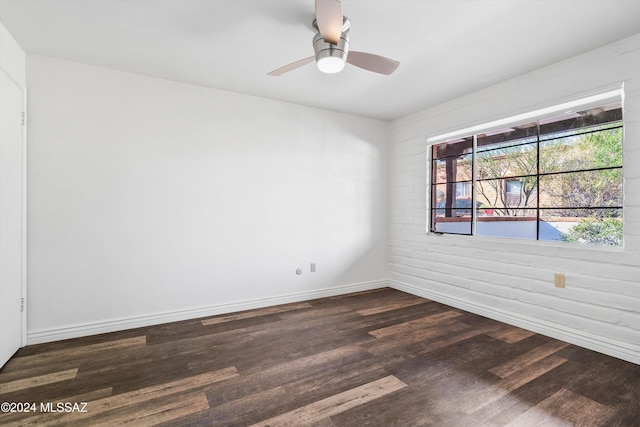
1 0 640 121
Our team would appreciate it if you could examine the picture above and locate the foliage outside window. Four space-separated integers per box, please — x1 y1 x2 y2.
430 100 623 246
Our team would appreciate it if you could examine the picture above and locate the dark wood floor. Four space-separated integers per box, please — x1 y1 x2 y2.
1 288 639 426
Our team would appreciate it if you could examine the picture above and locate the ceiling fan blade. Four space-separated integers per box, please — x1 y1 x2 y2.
347 51 400 75
315 0 343 44
267 56 315 76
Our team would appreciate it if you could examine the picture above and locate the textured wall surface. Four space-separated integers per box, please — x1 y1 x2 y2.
388 34 640 364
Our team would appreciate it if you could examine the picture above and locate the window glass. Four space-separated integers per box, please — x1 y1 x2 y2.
431 137 474 235
429 99 623 246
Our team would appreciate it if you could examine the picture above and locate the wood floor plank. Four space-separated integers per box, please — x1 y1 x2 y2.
153 387 293 427
7 368 237 426
364 320 500 360
213 386 289 422
505 387 612 427
310 289 395 308
282 362 392 409
0 363 83 384
205 345 369 407
364 319 470 354
147 314 283 347
201 302 313 326
65 386 114 403
464 355 568 414
246 309 359 341
307 418 338 427
271 305 356 322
89 391 210 427
0 368 78 394
356 296 428 316
489 340 569 378
2 336 146 371
368 310 464 338
487 325 537 344
337 300 445 337
249 375 408 427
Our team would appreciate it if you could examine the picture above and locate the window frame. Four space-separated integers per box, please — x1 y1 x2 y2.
427 91 624 247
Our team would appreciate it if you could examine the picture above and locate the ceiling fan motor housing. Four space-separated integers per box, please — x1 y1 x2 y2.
312 17 350 72
313 32 349 61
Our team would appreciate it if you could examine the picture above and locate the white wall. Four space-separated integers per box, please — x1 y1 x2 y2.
0 22 25 88
26 55 389 342
389 34 640 364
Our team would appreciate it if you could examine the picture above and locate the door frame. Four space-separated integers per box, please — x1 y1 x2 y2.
0 23 27 366
21 87 27 347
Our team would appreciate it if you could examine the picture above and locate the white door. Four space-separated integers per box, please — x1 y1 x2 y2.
0 68 25 368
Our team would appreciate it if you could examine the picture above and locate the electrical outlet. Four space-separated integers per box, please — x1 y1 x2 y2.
554 273 565 288
310 263 316 272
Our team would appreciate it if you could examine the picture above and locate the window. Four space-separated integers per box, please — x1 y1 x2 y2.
430 99 623 246
505 179 524 207
505 179 523 195
456 182 471 198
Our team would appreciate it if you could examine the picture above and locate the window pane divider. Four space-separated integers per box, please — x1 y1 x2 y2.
472 134 478 236
536 122 541 241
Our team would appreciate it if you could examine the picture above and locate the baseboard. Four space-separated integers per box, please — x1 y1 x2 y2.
389 279 640 366
26 280 388 345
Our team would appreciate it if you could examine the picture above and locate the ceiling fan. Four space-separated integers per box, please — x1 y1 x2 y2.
267 0 399 76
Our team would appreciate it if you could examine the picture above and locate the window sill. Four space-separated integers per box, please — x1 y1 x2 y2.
426 230 625 253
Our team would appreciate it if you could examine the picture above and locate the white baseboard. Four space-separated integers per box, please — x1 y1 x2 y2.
26 280 388 345
389 279 640 366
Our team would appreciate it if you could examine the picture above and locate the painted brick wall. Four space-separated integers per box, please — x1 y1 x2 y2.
389 34 640 364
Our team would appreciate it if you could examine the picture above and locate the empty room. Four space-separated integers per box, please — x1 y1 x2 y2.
1 0 639 425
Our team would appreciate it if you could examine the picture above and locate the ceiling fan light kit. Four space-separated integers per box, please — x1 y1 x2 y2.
268 0 399 77
316 54 346 74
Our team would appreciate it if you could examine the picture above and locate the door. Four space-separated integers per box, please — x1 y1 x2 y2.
0 68 25 368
